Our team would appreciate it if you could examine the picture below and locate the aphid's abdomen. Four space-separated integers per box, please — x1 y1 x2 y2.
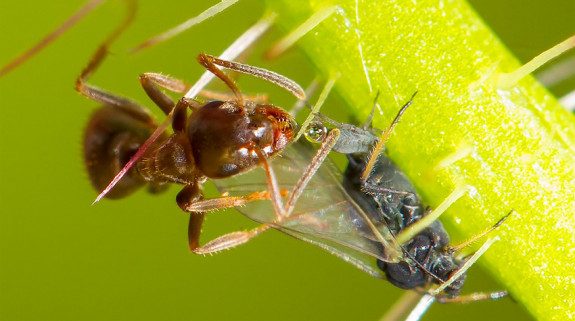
83 106 157 199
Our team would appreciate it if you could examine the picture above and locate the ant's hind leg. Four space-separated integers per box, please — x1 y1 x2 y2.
75 0 153 123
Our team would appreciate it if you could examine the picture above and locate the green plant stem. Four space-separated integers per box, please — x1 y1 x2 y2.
263 0 575 320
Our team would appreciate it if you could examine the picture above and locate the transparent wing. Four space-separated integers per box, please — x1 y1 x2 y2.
213 141 400 277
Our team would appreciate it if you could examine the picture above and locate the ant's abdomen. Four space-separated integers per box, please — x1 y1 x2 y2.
83 106 159 199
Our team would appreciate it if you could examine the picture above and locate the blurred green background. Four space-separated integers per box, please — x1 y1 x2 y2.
0 0 572 320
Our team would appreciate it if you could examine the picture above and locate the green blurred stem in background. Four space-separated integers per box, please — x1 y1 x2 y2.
262 0 575 320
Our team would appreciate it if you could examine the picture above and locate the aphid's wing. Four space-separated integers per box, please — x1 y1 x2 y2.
213 141 397 277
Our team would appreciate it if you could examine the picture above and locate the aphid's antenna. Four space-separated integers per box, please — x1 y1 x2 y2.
0 0 106 77
448 210 514 254
396 184 469 245
265 5 337 60
362 90 380 130
290 78 320 117
495 34 575 89
361 91 417 182
295 75 339 141
94 13 276 204
431 237 500 296
132 0 240 53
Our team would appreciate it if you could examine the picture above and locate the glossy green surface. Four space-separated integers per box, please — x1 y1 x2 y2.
0 0 572 320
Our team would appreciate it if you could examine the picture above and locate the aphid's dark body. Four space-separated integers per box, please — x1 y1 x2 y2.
342 150 465 297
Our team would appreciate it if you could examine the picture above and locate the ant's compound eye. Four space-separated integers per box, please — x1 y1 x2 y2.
304 121 327 143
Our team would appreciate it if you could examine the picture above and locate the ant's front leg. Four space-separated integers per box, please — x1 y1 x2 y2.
140 72 269 108
177 183 272 254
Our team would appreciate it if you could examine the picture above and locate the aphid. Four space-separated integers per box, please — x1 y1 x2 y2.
203 94 510 319
76 5 305 253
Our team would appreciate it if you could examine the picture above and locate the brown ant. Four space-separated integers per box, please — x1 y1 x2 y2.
78 4 305 253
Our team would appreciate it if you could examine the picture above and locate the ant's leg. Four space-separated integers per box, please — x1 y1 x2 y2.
198 54 305 100
138 73 180 115
178 183 272 253
196 54 244 105
182 191 283 212
0 0 107 77
189 130 341 253
139 72 269 116
192 225 271 255
74 0 153 123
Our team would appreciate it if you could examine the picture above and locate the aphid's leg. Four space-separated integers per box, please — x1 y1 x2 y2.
361 92 416 182
404 294 436 321
435 290 507 304
265 5 337 60
131 0 240 53
431 237 500 296
379 291 426 321
361 90 380 130
0 0 107 77
559 89 575 112
447 210 514 254
361 184 415 197
284 129 341 216
198 54 306 100
395 184 470 244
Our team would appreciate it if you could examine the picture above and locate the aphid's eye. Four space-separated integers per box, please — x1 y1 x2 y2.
304 120 328 143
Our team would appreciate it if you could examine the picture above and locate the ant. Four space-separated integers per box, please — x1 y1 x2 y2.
77 2 305 253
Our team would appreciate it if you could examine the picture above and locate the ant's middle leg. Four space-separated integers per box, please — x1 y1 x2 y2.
178 182 273 254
